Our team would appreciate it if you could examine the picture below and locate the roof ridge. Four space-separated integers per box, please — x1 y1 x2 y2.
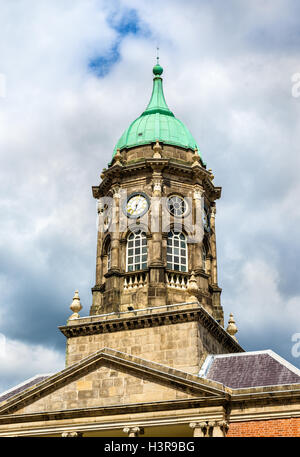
0 373 53 402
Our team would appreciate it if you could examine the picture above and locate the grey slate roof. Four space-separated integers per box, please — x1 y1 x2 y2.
0 374 51 403
200 350 300 389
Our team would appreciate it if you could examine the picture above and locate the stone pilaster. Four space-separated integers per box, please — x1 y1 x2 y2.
193 185 205 272
110 185 121 272
147 164 167 307
210 206 218 285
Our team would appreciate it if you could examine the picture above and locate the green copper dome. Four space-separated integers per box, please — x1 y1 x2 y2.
113 63 201 157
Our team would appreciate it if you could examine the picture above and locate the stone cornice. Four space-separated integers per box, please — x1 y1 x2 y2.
59 302 243 354
0 398 227 428
93 158 221 201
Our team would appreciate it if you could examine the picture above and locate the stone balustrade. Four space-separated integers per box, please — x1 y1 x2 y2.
124 272 148 290
166 272 188 290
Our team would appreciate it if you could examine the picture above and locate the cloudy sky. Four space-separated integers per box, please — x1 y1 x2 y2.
0 0 300 393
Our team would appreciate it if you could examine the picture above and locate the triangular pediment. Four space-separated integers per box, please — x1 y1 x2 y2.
0 348 227 416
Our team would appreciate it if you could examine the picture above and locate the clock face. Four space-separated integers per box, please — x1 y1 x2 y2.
125 193 150 218
167 195 187 217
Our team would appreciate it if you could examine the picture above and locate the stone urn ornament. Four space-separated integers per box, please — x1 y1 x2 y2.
187 271 199 302
69 290 82 320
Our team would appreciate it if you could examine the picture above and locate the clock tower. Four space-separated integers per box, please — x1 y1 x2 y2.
90 61 223 325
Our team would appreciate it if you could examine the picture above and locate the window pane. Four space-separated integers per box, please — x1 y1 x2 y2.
127 231 148 272
166 230 188 272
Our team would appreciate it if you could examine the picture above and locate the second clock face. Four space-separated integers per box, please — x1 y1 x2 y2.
125 193 149 218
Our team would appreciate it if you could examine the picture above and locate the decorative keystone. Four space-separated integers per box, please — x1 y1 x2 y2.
226 313 238 341
69 290 82 320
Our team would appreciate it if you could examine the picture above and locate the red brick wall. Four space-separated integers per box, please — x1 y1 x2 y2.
227 418 300 437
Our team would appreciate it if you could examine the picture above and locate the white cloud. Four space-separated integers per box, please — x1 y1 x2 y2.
0 335 64 394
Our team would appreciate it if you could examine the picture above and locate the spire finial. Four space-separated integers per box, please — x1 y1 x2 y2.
153 47 163 76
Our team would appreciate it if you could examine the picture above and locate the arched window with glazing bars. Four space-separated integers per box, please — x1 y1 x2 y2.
126 230 148 272
166 231 188 272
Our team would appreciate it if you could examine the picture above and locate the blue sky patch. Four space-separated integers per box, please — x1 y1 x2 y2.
89 7 148 77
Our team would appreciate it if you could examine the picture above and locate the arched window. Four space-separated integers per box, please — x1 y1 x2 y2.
167 231 188 272
126 230 147 272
